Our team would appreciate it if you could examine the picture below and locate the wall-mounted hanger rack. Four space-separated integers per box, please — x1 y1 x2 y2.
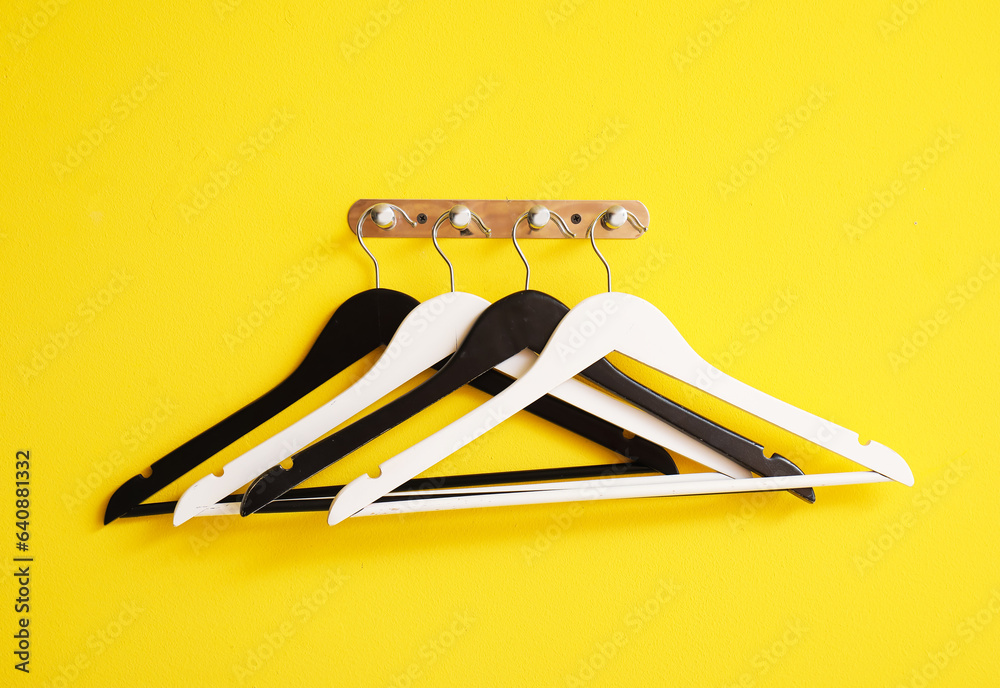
346 199 648 239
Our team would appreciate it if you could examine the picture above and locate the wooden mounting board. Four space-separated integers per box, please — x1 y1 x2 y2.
347 199 649 238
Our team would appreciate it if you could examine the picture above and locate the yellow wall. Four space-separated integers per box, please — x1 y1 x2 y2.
2 1 998 686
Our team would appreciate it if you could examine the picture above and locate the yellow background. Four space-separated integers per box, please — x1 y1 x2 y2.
2 0 998 686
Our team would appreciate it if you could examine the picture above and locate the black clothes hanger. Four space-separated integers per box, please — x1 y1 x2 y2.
241 289 814 516
107 290 680 523
105 205 431 523
108 202 681 523
122 463 660 518
104 287 420 523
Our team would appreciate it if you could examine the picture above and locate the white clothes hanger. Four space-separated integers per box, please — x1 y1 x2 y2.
173 205 750 524
326 207 914 525
180 472 733 518
187 471 890 520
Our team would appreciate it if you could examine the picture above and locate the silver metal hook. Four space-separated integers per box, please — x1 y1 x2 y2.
511 205 575 290
586 205 649 292
431 205 491 292
355 203 417 288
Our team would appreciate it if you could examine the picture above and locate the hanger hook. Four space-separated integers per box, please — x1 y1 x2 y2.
356 203 416 288
586 205 648 292
431 205 491 292
511 205 575 291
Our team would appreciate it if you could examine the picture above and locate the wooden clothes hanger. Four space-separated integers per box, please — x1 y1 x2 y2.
172 204 704 523
323 206 914 525
111 203 678 525
103 204 424 523
237 206 818 517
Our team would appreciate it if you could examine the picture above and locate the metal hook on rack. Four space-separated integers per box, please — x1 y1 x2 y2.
356 203 417 288
586 205 649 292
511 205 575 290
431 205 491 292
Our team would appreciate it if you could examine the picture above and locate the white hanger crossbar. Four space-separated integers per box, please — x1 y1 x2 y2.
348 471 890 518
186 471 887 519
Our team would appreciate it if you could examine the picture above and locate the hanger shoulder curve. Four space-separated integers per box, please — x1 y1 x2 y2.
325 292 912 524
596 293 914 486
